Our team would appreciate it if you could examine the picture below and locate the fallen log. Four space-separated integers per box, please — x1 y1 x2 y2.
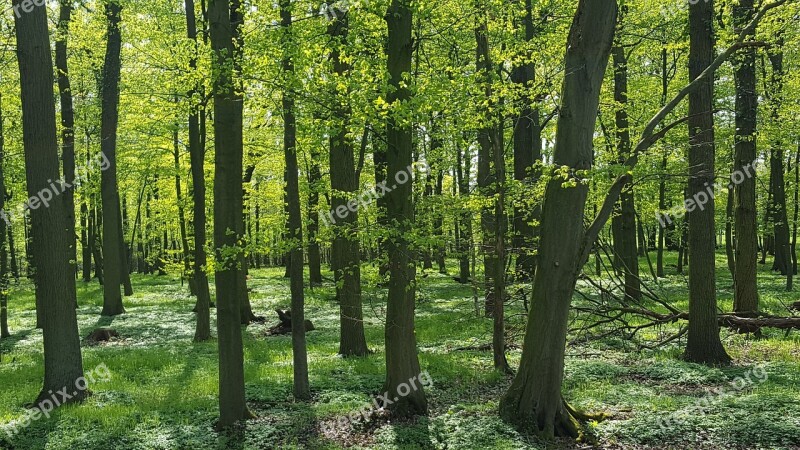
265 309 315 336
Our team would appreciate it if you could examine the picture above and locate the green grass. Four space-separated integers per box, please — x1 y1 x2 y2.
1 252 799 449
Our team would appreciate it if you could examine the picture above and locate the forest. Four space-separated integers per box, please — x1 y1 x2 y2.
0 0 799 448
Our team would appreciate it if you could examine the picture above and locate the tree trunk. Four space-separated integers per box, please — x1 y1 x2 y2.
307 144 323 286
383 0 428 418
186 0 211 341
327 13 369 358
209 0 253 427
0 94 9 338
684 0 731 365
499 0 617 438
767 39 790 281
100 0 126 316
612 19 641 302
512 0 541 282
13 0 87 404
173 127 195 295
281 0 310 400
456 140 472 283
56 0 77 276
732 0 759 312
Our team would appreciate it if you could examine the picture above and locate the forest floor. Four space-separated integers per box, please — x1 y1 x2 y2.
1 252 799 450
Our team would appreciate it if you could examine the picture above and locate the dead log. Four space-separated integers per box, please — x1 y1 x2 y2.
265 309 315 336
85 328 119 344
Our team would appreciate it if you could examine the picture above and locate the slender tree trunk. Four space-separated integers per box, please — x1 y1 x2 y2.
768 39 790 281
100 0 125 316
383 0 427 418
456 140 472 283
209 0 253 427
280 0 310 399
732 0 759 312
173 127 195 295
612 17 641 302
0 94 9 338
327 12 368 358
186 0 211 341
56 0 77 277
307 144 323 286
684 0 731 365
14 0 86 404
499 0 617 438
512 0 541 282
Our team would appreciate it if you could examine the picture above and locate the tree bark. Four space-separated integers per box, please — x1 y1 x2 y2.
0 94 9 338
684 0 731 365
499 0 617 438
383 0 428 418
209 0 253 427
767 38 790 281
512 0 541 282
326 13 368 358
13 0 86 404
100 0 126 316
281 0 311 400
56 0 77 276
732 0 759 312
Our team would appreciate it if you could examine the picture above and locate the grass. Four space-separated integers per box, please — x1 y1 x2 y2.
1 251 799 449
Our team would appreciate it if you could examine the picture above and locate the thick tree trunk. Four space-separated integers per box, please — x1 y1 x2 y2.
281 0 310 400
209 0 253 427
684 0 731 365
383 0 428 418
100 0 126 316
327 13 368 358
14 0 86 404
499 0 617 438
732 0 759 312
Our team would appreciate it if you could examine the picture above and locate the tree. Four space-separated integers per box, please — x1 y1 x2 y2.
100 0 126 316
55 0 77 274
280 0 310 400
327 10 368 358
185 0 212 343
683 0 731 365
732 0 759 313
0 94 8 339
383 0 428 418
13 0 86 404
499 0 617 438
209 0 253 427
611 6 641 302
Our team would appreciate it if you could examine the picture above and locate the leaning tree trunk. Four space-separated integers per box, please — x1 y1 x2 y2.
684 0 731 365
281 0 310 400
732 0 758 313
99 0 126 316
14 0 86 404
209 0 253 427
327 12 368 358
383 0 428 419
499 0 617 438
